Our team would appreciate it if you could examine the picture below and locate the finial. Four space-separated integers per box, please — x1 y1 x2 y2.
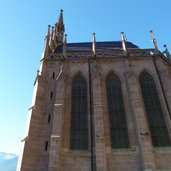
44 25 51 41
92 32 96 41
52 26 55 40
58 9 64 23
37 70 40 76
63 34 67 58
42 25 51 59
120 32 126 42
163 44 171 59
92 32 96 56
48 24 51 30
150 30 158 50
64 34 67 42
49 26 55 51
163 44 167 50
47 25 51 37
120 32 127 55
51 26 54 33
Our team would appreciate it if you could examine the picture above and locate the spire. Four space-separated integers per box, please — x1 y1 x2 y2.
42 25 51 59
46 25 51 38
120 32 127 55
92 32 96 57
48 10 65 52
150 30 158 50
55 9 65 34
54 9 65 45
58 9 64 24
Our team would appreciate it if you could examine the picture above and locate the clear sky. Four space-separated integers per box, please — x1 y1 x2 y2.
0 0 171 155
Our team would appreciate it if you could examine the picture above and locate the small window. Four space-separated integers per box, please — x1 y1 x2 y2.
48 115 51 123
50 92 53 99
52 72 55 79
45 141 48 151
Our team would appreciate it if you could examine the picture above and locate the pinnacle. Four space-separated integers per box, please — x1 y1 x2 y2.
58 9 63 23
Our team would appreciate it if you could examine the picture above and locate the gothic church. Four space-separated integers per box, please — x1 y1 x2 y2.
17 10 171 171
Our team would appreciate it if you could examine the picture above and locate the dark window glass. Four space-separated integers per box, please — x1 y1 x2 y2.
48 114 51 123
45 141 48 151
106 73 130 148
50 92 53 99
70 74 88 150
139 72 171 147
52 72 55 79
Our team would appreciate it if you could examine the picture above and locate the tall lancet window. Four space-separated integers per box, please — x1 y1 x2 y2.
70 74 88 150
139 72 171 147
106 73 130 148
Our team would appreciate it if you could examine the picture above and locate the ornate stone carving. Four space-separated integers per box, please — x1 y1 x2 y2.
48 49 158 61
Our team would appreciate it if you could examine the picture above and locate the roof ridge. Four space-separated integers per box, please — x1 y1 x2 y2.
67 40 130 44
55 41 139 53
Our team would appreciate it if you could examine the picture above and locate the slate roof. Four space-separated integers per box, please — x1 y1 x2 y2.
55 41 139 53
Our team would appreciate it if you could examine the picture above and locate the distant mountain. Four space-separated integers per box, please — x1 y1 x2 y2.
0 152 18 171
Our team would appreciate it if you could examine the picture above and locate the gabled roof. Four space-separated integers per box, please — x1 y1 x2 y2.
55 41 139 53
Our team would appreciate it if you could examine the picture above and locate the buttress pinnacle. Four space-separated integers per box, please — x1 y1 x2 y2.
58 9 64 24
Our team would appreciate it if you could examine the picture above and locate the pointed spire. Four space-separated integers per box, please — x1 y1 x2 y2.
55 9 65 32
150 30 158 50
45 25 51 39
48 10 65 53
92 32 96 56
54 9 65 44
58 9 64 24
63 34 67 58
42 25 51 59
44 25 51 46
120 32 127 55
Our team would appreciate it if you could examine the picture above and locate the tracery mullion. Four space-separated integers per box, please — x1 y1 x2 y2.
70 74 88 150
106 73 130 148
139 72 171 147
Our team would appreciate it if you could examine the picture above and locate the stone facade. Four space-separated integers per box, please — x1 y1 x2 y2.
17 10 171 171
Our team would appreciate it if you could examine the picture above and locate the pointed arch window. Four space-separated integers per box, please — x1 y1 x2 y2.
70 74 88 150
139 72 171 147
106 73 130 148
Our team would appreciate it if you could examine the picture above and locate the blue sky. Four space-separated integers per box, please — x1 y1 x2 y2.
0 0 171 154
